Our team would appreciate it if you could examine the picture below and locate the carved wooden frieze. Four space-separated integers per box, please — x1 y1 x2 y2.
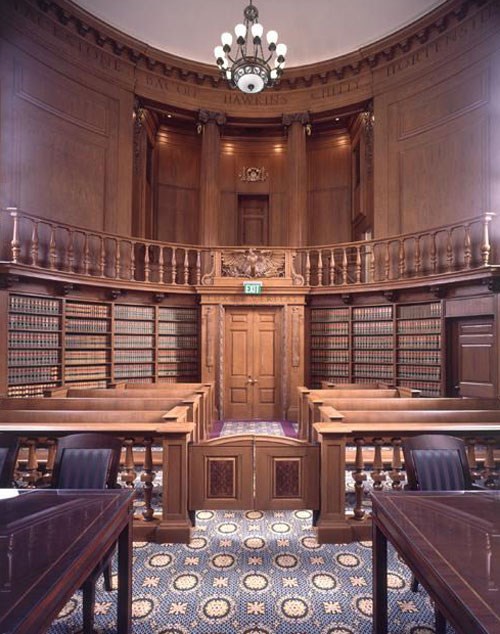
238 166 268 182
221 249 285 279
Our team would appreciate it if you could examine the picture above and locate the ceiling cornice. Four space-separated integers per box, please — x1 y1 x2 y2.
33 0 488 91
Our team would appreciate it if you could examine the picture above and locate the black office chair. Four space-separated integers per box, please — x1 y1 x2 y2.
402 434 473 634
0 434 20 487
51 433 123 634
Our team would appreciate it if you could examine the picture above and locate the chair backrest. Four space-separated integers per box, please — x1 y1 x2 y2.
402 434 472 491
51 433 122 489
0 435 20 487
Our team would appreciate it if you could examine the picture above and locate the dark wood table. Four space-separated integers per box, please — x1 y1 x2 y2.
0 488 135 634
371 490 500 634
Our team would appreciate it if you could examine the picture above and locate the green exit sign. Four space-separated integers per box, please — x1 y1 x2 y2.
243 281 263 295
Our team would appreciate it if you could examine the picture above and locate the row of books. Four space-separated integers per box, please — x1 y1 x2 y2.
352 306 393 321
159 335 198 349
396 319 441 333
158 349 198 361
115 305 155 320
352 321 393 334
66 319 109 333
352 335 393 349
115 335 154 348
10 295 60 315
10 331 60 348
9 314 60 331
66 350 108 364
353 350 393 363
114 350 155 363
397 350 441 364
158 362 198 372
310 322 349 335
397 379 441 397
310 308 350 322
8 349 60 366
65 334 108 348
398 335 441 349
353 365 394 379
398 303 441 319
310 349 350 362
9 366 60 384
310 336 349 349
65 380 108 389
159 308 198 321
310 367 349 377
65 366 109 381
397 367 441 381
114 365 154 378
158 369 199 377
8 382 59 398
66 302 110 319
158 322 198 335
114 321 155 334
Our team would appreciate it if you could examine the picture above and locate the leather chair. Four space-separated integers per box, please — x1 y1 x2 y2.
51 433 123 634
402 434 473 634
0 434 20 487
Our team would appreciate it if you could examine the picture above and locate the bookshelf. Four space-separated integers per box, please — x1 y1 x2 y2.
113 304 156 382
158 307 199 383
8 294 62 397
351 305 394 383
396 302 442 397
309 307 350 388
64 300 111 388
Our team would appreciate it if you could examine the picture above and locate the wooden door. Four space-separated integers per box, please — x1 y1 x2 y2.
224 307 281 420
448 317 496 397
238 195 269 245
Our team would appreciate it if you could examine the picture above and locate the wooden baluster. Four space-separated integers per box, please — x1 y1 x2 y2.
389 438 405 490
371 437 386 491
30 221 40 266
430 232 437 273
183 249 189 285
342 248 348 285
141 438 155 521
23 439 41 487
196 249 201 285
446 229 454 272
355 245 361 283
171 247 177 284
384 241 390 280
414 236 421 276
130 241 136 280
121 439 136 490
66 229 74 272
83 233 90 275
463 224 472 269
10 209 20 263
317 250 323 286
100 236 106 276
305 251 311 286
398 240 405 278
144 243 150 282
481 213 493 266
49 225 57 270
353 438 367 520
42 438 57 485
158 246 165 283
329 249 335 286
369 246 375 282
465 438 480 484
115 238 121 279
483 438 497 488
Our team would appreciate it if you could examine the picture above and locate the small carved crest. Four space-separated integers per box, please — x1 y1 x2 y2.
238 166 268 182
222 249 285 278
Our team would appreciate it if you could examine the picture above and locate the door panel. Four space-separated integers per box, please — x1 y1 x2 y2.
452 318 496 397
238 195 269 246
224 307 281 420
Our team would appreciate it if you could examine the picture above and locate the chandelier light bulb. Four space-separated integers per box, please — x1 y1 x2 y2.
276 42 287 58
234 23 247 39
221 32 233 48
266 30 278 46
270 68 278 79
251 23 264 39
214 45 225 61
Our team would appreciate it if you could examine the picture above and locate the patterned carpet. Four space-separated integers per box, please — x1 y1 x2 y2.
210 421 298 438
47 509 452 634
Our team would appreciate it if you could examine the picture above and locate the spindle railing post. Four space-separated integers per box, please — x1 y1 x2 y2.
414 236 421 276
144 243 150 282
317 250 323 286
130 241 136 280
384 242 390 280
115 238 121 279
430 233 437 273
9 208 20 264
158 246 165 283
196 249 201 285
353 437 366 520
83 233 91 275
100 236 106 276
464 224 472 269
171 247 177 284
48 225 57 270
183 249 189 285
355 245 361 283
141 438 155 521
66 229 74 272
342 248 348 285
389 438 405 490
398 240 405 278
371 437 386 491
121 439 136 490
481 213 493 266
446 229 454 272
329 249 335 286
305 251 311 286
31 221 40 267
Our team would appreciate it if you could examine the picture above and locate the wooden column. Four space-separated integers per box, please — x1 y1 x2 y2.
283 113 310 247
132 101 157 239
198 110 226 246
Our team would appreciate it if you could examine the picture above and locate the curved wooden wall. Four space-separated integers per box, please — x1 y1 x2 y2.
0 0 498 246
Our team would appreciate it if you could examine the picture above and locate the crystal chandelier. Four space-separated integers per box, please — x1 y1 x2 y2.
213 1 287 94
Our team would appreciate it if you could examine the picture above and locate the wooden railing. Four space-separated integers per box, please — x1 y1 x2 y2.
1 208 495 290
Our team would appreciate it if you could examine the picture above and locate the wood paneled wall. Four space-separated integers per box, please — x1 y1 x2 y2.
155 127 201 244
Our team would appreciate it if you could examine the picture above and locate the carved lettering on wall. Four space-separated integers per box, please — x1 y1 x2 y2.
310 79 360 100
223 92 288 106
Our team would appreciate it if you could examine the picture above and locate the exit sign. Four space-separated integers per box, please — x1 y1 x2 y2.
243 281 263 295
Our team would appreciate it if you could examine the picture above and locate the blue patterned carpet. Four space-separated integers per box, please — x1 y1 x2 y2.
47 509 453 634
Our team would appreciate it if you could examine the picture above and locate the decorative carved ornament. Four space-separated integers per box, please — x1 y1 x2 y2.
238 166 268 182
222 249 285 279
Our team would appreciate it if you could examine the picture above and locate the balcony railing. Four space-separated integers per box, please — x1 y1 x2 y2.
0 208 495 290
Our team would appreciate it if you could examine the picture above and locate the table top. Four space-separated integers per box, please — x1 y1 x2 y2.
0 488 134 633
371 490 500 634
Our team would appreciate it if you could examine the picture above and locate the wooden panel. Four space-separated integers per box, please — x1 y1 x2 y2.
253 310 281 419
189 441 253 510
238 195 269 246
224 309 252 419
456 318 496 398
254 440 319 510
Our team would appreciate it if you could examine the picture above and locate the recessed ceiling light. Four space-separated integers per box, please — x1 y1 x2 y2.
167 114 172 118
335 117 340 122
